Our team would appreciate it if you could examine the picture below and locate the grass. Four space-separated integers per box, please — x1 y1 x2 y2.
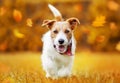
0 52 120 83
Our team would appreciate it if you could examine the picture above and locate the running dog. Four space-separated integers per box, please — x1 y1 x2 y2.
41 4 80 79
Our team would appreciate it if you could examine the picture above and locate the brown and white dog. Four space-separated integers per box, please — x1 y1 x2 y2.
41 4 80 79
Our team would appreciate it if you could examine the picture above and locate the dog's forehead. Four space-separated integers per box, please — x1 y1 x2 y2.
53 21 70 29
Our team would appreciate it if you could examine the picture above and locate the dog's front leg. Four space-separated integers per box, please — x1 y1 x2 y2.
41 55 58 79
45 66 58 80
58 63 72 78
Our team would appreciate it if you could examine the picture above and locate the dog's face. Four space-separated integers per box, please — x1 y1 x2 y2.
42 18 80 53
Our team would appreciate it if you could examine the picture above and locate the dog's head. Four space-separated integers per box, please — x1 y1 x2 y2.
42 18 80 54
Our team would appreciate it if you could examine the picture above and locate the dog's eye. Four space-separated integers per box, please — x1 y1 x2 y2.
53 30 58 34
65 30 70 34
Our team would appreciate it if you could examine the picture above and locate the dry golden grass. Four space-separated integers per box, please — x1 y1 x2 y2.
0 52 120 83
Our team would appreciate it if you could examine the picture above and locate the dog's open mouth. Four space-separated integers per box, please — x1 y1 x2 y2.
54 45 66 53
58 45 66 52
54 44 72 56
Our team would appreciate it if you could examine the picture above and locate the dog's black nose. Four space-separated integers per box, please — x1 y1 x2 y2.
58 39 64 44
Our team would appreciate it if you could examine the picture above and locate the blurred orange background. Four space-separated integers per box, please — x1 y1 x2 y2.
0 0 120 52
0 1 120 82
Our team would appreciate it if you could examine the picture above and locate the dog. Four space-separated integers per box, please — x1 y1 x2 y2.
41 4 80 79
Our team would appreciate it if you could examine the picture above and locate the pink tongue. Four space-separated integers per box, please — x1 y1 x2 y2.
64 46 72 56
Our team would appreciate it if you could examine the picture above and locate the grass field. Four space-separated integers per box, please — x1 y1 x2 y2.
0 52 120 83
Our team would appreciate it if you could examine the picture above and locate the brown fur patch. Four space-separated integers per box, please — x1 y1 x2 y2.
51 27 60 39
63 26 72 41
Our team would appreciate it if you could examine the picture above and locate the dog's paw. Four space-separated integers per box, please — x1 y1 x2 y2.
51 76 58 80
46 73 51 78
46 73 58 80
58 69 71 78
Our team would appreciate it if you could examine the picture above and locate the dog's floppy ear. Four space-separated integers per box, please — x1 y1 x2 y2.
66 17 80 30
42 20 56 29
